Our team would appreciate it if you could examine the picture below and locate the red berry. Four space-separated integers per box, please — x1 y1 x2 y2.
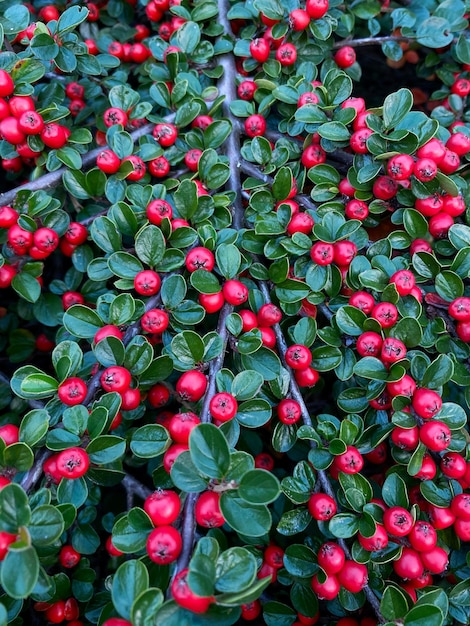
171 568 213 613
195 491 225 528
317 542 345 574
412 388 442 419
146 525 182 564
144 490 181 526
308 493 337 521
58 377 88 406
56 447 90 479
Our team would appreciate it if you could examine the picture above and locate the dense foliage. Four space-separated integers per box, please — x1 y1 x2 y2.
1 0 470 624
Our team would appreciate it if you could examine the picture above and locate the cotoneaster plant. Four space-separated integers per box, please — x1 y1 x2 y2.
0 0 470 625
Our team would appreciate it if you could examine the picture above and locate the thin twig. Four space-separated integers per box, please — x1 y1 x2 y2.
332 35 411 49
122 474 152 500
20 448 52 492
217 6 244 230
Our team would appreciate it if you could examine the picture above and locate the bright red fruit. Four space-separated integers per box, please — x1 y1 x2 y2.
412 388 442 419
56 447 90 479
171 568 213 613
317 542 345 574
58 377 88 406
308 493 337 521
195 491 225 527
175 370 207 402
383 506 414 537
146 525 182 564
144 490 181 526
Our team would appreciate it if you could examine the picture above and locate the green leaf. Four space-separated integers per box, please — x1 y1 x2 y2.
241 347 282 381
383 88 413 129
109 294 136 326
161 274 187 309
329 513 360 538
190 270 221 294
135 225 165 267
174 21 201 53
56 147 82 170
112 560 149 622
131 588 164 626
57 5 89 34
130 425 170 459
284 544 317 578
20 372 58 398
0 484 31 532
171 331 205 367
19 409 49 446
235 399 272 428
124 336 154 375
335 305 366 336
238 469 280 505
215 547 257 593
216 244 241 280
188 554 216 597
189 424 230 479
29 505 64 546
91 217 122 254
170 451 208 492
11 273 41 303
112 509 152 553
86 436 126 465
354 357 389 381
1 546 39 599
381 585 410 620
416 17 453 48
435 271 464 302
421 354 454 389
231 370 264 401
277 507 311 536
63 305 103 339
263 601 297 626
220 492 271 537
31 33 59 61
318 121 350 142
382 472 409 508
404 604 444 626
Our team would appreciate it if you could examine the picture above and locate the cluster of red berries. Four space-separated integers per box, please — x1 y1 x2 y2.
448 295 470 342
312 541 368 599
0 205 88 289
0 70 70 174
34 597 80 624
145 0 187 40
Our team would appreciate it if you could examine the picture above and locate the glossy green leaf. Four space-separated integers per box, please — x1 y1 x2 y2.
112 560 149 621
189 424 230 479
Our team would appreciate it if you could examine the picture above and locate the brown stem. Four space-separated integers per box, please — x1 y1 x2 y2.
217 0 244 230
122 474 152 501
20 448 52 492
332 35 411 49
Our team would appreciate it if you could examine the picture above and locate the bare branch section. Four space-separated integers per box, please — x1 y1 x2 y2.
332 35 410 49
217 0 244 231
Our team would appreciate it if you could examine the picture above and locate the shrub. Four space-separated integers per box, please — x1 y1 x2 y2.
0 0 470 625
